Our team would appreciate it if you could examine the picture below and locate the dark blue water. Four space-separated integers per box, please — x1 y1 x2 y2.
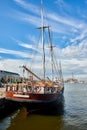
0 83 87 130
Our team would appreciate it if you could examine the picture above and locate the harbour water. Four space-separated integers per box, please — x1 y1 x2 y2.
0 83 87 130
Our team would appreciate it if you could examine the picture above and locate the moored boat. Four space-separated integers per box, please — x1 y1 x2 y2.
5 1 64 110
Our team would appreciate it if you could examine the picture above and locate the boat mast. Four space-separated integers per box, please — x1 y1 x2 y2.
41 0 45 80
39 1 52 80
59 61 63 82
48 27 55 82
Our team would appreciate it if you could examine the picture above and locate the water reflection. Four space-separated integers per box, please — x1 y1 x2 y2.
7 105 65 130
26 100 65 116
6 96 65 130
0 109 20 130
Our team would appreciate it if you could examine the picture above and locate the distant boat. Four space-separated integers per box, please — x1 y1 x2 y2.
5 1 64 110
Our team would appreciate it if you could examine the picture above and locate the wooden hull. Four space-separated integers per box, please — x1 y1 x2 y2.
6 88 64 112
25 93 64 112
25 96 64 115
6 90 63 103
5 83 64 113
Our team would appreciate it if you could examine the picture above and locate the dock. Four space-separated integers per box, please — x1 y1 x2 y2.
0 87 6 110
0 87 6 98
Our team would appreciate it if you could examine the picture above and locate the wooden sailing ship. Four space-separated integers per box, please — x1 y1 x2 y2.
5 1 64 110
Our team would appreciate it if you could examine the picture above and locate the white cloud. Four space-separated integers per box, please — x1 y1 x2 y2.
12 0 87 42
0 40 87 80
27 35 39 44
0 48 32 58
60 57 87 80
70 29 87 43
19 43 33 49
14 11 41 27
0 53 87 81
18 41 39 52
51 39 87 80
11 37 42 53
55 0 71 10
13 0 40 15
1 0 87 80
0 59 27 76
61 39 87 59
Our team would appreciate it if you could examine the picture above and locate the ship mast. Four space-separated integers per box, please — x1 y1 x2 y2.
40 1 49 80
59 61 63 82
48 27 55 81
41 1 55 81
41 0 45 80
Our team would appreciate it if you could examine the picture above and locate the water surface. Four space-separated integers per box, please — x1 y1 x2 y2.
0 83 87 130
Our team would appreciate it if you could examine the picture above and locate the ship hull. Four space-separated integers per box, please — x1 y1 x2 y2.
24 93 64 113
6 90 63 102
6 88 64 112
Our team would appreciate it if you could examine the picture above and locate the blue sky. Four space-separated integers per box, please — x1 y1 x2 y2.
0 0 87 80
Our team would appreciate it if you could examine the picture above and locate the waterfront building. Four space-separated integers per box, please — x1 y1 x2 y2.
0 70 20 83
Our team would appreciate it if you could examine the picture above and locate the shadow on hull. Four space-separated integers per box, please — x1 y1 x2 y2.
25 95 65 116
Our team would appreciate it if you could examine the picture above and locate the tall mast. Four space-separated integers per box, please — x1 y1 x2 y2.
59 61 63 82
48 27 55 81
38 1 49 80
41 0 45 80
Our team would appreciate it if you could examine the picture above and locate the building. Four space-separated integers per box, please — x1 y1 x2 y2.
65 78 78 83
0 70 20 83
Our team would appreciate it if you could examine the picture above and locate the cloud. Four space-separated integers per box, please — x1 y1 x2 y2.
11 9 82 39
0 41 87 80
70 29 87 43
13 0 40 15
12 0 87 41
55 0 71 13
0 47 32 59
61 39 87 59
11 37 42 54
47 12 85 30
0 59 28 76
51 38 87 80
61 58 87 80
17 40 39 52
1 0 87 80
0 53 87 80
13 11 41 27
